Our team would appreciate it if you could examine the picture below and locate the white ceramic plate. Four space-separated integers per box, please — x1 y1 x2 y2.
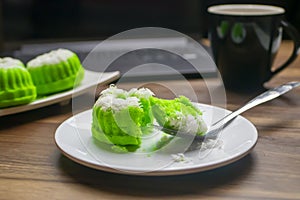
55 103 258 176
0 70 120 116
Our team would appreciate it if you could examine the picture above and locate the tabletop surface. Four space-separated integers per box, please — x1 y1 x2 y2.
1 41 299 200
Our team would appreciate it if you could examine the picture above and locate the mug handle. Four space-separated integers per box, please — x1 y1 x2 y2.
272 20 300 75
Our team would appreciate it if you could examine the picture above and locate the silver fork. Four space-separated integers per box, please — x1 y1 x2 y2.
154 81 300 141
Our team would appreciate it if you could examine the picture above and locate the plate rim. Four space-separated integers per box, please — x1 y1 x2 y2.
54 103 258 176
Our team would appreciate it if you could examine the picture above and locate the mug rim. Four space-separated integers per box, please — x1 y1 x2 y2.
208 4 285 16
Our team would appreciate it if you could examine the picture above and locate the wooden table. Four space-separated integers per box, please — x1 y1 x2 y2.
1 41 299 199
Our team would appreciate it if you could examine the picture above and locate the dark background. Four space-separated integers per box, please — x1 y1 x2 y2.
1 0 299 50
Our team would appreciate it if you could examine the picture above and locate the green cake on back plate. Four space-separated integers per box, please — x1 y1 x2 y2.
27 49 84 96
0 57 37 108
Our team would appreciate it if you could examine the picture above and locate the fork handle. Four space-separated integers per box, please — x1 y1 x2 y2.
210 82 300 130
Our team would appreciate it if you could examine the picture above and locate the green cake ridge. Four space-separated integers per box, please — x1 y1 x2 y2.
0 58 37 108
92 98 144 152
27 49 84 96
30 66 84 95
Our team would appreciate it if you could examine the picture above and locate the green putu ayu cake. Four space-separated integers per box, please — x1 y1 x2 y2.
27 49 84 96
92 85 154 152
150 96 207 136
92 85 208 152
0 57 37 108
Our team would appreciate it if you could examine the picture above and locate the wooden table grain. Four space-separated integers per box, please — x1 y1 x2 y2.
1 41 299 200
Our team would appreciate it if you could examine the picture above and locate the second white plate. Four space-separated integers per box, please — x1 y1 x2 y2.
0 70 120 116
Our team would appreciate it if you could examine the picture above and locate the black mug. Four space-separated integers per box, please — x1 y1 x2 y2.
207 4 300 91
